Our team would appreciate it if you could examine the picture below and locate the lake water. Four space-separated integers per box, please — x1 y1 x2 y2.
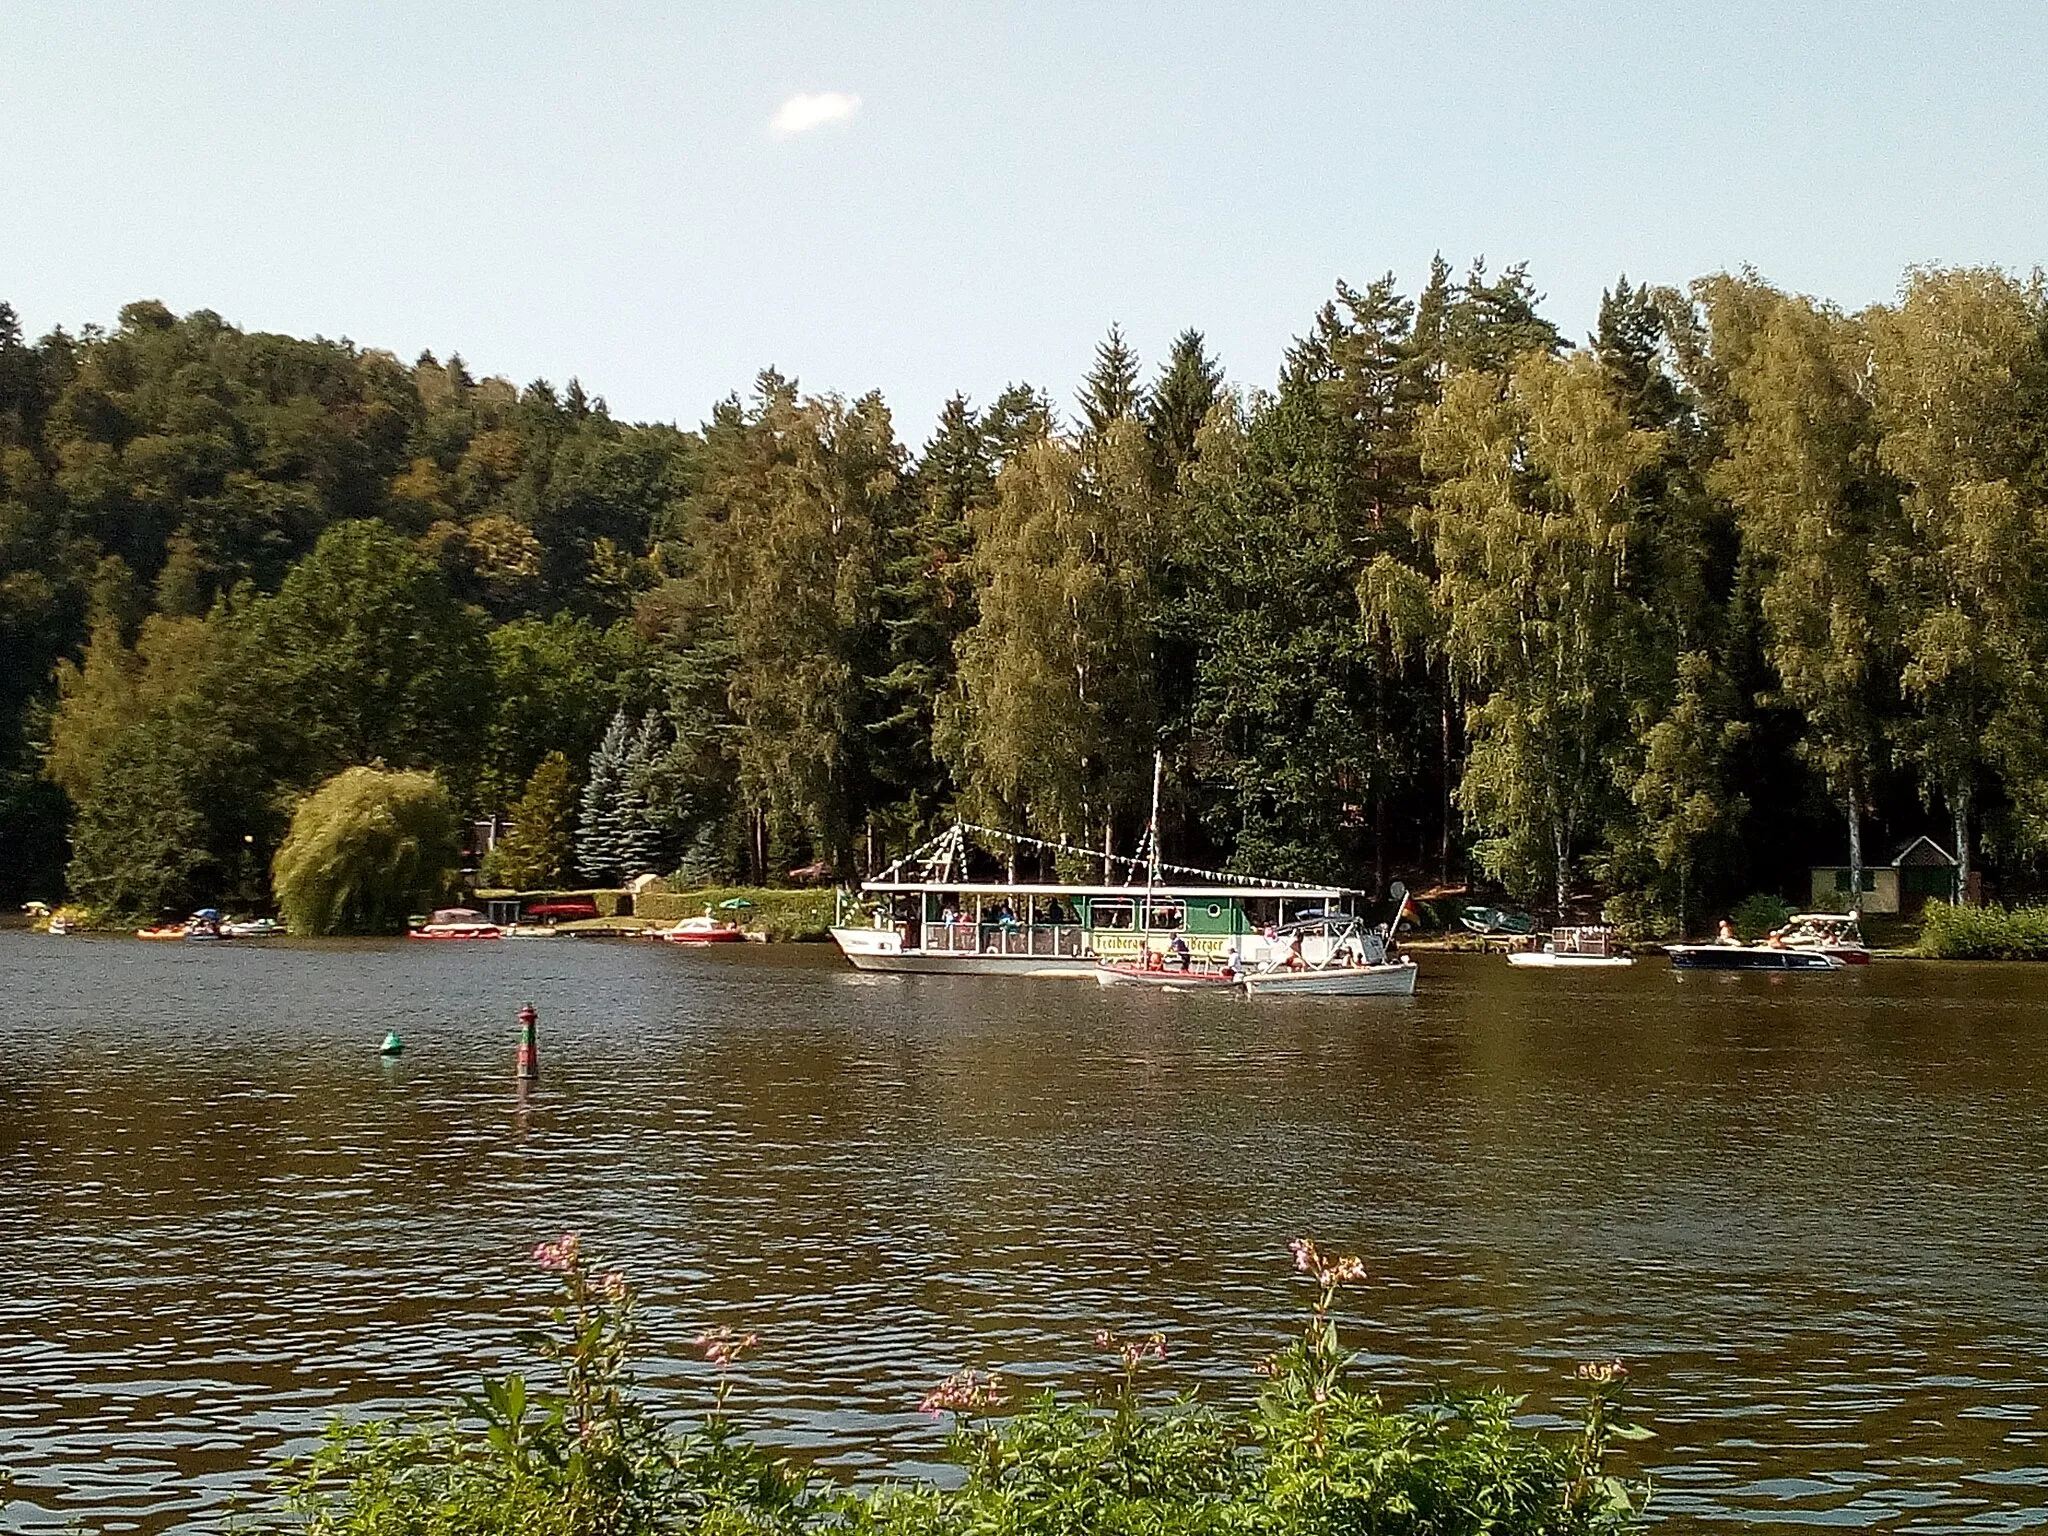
3 931 2046 1532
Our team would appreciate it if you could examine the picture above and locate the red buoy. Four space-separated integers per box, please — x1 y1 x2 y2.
515 1003 540 1084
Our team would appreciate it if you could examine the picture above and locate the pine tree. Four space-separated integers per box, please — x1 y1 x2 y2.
577 710 631 882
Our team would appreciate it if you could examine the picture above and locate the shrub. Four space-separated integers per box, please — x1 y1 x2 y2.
1730 891 1792 941
635 887 835 941
273 768 460 936
278 1236 1651 1536
1918 900 2048 959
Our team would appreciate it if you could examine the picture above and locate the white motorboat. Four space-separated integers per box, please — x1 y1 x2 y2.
1506 926 1635 968
1239 914 1418 997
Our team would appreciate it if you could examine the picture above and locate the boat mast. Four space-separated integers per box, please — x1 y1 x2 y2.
1144 749 1163 922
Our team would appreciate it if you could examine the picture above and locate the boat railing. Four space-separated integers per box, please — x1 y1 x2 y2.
924 921 1084 957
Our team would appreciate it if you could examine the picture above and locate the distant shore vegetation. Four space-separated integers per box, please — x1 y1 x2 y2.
5 261 2048 928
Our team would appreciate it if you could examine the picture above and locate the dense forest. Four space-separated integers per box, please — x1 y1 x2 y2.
5 260 2048 929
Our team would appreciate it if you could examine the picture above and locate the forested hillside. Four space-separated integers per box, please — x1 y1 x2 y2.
5 260 2047 928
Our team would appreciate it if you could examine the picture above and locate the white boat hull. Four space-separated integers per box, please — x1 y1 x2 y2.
1241 960 1418 997
1506 952 1635 968
830 927 1097 976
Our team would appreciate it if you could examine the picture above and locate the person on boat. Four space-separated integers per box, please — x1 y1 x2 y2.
1169 933 1191 972
1716 918 1738 945
1143 945 1164 971
1043 898 1066 925
1765 928 1788 949
940 901 959 927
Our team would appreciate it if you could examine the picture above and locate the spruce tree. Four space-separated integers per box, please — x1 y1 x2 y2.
618 713 669 877
1147 329 1223 491
1079 325 1143 436
577 709 631 882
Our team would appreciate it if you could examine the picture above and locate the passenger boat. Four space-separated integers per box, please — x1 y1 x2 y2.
1507 926 1634 968
1667 941 1842 971
831 822 1358 977
1239 914 1418 997
1772 912 1871 964
657 913 745 944
409 907 503 940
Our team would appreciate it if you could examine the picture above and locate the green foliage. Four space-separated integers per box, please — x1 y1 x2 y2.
1917 899 2048 959
275 1236 1649 1536
493 752 576 890
273 767 459 935
66 711 215 918
634 886 833 941
246 521 492 791
1730 891 1793 941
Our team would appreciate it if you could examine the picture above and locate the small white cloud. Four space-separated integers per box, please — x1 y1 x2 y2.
771 91 862 137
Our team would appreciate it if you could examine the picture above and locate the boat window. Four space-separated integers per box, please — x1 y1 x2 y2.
1092 899 1135 930
1144 902 1187 932
1206 903 1223 919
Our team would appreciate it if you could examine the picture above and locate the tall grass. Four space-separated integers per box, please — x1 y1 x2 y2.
1917 900 2048 959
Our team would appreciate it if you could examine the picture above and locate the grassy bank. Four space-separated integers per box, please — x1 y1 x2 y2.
634 885 836 941
278 1236 1649 1536
1917 900 2048 959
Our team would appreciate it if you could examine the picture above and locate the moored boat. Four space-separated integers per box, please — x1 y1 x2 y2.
409 907 503 940
1507 926 1634 969
658 913 745 944
221 916 283 938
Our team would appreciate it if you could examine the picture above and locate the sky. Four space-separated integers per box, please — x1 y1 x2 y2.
5 0 2046 438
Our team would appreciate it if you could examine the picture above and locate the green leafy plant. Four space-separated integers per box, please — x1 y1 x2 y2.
276 1236 1650 1536
1730 891 1793 941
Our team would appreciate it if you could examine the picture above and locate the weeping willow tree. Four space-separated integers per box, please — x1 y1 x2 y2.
273 767 460 935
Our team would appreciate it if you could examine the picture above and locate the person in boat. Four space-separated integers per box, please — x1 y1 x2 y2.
1043 898 1066 925
1169 933 1192 972
941 901 960 927
1765 928 1788 949
1716 918 1738 945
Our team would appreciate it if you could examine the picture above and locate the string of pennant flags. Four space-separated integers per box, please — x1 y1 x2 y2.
864 820 1367 896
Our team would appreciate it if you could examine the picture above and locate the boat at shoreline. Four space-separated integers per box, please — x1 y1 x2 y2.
657 913 745 944
1507 926 1634 969
409 908 503 941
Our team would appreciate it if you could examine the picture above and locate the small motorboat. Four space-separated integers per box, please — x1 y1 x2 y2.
657 913 745 944
1667 941 1843 971
503 923 562 939
1507 926 1635 968
1460 904 1536 936
221 916 283 938
1240 914 1419 997
136 923 188 941
1094 955 1241 988
182 909 224 941
1772 912 1871 964
409 908 503 940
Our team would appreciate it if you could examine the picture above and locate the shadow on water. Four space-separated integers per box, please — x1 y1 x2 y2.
2 933 2046 1531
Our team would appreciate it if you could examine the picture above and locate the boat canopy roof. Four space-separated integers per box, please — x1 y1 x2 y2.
863 821 1365 901
866 880 1347 900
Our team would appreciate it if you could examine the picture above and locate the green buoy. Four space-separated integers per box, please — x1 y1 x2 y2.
379 1031 404 1056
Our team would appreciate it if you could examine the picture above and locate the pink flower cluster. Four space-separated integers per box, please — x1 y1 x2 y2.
1095 1328 1168 1370
696 1326 760 1369
1290 1237 1367 1287
533 1234 582 1273
1576 1358 1629 1385
599 1270 630 1303
918 1369 1008 1420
